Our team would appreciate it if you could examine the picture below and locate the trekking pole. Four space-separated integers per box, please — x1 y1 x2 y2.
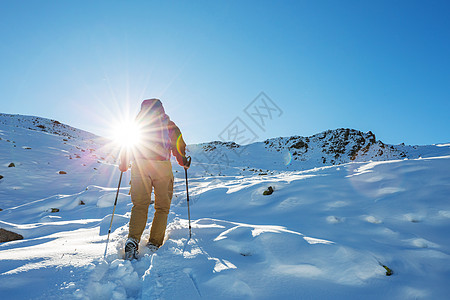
103 171 123 258
184 157 192 238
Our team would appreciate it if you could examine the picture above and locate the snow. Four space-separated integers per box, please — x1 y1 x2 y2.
1 114 450 299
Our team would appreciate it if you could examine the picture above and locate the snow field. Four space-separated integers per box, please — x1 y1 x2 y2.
1 118 450 299
60 155 450 299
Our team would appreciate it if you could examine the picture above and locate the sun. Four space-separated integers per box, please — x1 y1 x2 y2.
110 119 142 149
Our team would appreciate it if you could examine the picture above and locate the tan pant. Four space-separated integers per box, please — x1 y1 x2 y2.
128 159 174 247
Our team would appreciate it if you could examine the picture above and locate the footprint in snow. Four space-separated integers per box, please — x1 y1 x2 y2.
326 216 344 224
364 215 382 224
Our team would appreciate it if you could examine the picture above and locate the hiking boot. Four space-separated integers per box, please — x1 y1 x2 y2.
146 242 160 253
124 238 139 260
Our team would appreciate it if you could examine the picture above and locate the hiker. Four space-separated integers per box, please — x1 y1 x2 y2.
119 98 190 260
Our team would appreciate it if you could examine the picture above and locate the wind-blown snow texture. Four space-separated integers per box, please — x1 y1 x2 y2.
1 113 450 299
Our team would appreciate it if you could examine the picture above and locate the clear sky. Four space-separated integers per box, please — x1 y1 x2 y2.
1 0 449 146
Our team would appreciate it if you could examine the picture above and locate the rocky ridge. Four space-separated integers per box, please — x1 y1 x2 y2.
190 128 449 172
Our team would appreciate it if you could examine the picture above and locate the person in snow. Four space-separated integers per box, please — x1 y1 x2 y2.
119 99 190 260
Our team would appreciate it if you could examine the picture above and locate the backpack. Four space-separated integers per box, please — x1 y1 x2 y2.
135 99 171 160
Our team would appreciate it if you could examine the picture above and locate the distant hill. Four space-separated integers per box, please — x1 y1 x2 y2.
0 113 99 141
188 128 450 173
2 113 449 175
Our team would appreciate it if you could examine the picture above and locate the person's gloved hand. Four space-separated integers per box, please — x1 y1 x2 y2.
183 156 192 170
119 161 128 172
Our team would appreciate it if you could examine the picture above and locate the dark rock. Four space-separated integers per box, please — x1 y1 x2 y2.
291 140 308 150
51 208 60 213
0 228 24 243
263 186 274 195
8 163 15 168
79 200 85 205
59 171 67 174
0 175 3 180
367 131 376 144
382 265 393 276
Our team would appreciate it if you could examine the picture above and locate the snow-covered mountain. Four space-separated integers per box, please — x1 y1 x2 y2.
1 114 450 299
0 113 100 141
2 113 449 176
189 127 450 175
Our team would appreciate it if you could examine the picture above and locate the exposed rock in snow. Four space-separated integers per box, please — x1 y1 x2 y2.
0 228 24 243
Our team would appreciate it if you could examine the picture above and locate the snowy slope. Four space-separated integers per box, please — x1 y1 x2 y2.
0 113 100 141
1 114 450 299
0 113 118 208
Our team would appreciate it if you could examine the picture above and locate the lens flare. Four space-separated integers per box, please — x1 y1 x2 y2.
110 120 142 149
283 151 293 166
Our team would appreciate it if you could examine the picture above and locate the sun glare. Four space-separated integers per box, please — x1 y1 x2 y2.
111 120 141 148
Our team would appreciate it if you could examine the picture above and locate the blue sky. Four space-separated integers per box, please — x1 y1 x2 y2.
1 0 449 145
